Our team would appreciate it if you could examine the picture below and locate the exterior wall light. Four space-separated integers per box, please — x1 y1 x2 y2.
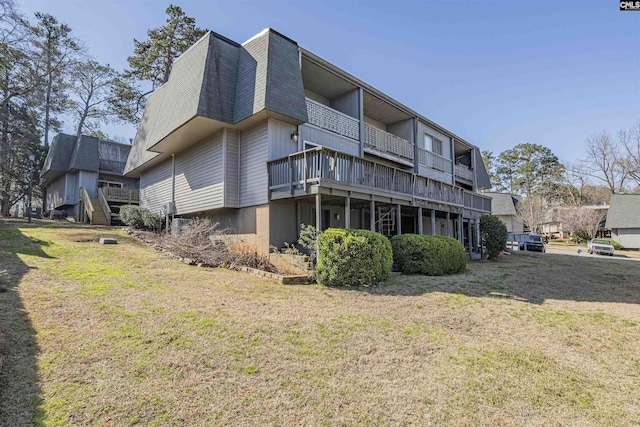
291 131 299 142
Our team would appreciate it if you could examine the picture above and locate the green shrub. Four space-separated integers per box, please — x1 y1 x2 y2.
316 228 392 287
120 205 159 231
390 234 466 275
120 205 144 229
141 209 160 231
611 240 621 250
480 214 508 260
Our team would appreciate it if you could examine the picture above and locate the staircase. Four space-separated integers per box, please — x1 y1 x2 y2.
89 199 109 225
377 206 396 237
80 186 139 226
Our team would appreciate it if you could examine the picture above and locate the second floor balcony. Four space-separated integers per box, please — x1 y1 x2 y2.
267 146 491 212
417 148 452 173
306 98 359 141
363 124 414 161
99 159 126 174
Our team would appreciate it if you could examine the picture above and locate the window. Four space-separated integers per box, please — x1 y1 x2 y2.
424 133 443 156
98 180 123 188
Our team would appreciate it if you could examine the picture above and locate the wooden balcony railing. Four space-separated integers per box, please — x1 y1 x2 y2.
363 124 414 161
99 159 126 174
267 147 491 212
455 164 474 181
101 186 139 203
417 148 452 173
306 98 359 141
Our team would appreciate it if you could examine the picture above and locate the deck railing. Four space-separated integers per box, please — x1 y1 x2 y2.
417 148 453 173
79 186 94 224
267 147 491 211
455 164 474 181
363 124 414 161
97 187 112 226
101 187 139 203
306 98 360 141
99 159 126 174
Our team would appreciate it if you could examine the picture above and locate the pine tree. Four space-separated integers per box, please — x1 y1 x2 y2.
110 5 206 123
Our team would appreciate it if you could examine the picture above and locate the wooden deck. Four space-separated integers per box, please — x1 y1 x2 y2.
267 147 492 213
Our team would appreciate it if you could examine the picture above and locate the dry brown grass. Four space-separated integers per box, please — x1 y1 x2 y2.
1 219 639 426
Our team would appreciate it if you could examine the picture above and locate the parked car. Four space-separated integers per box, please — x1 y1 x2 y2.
588 238 615 256
518 234 546 252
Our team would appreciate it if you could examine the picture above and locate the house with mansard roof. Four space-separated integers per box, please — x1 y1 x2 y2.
124 28 493 254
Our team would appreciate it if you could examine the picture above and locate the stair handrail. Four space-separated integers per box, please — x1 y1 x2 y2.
97 187 112 226
80 187 94 224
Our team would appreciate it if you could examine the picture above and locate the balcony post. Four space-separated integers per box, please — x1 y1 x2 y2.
450 137 455 186
431 209 436 236
396 204 402 235
370 199 375 232
458 213 464 244
471 148 477 192
467 219 473 253
417 207 423 235
316 193 321 262
345 195 351 229
446 211 451 237
413 117 419 174
358 87 365 158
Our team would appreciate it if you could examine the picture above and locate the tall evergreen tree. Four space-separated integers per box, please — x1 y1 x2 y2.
110 5 206 123
69 60 119 139
30 12 80 148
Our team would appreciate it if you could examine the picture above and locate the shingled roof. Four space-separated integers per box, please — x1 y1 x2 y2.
605 194 640 229
41 133 131 183
485 192 520 216
124 29 308 176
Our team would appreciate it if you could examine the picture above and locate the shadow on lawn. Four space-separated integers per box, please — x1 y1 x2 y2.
0 221 54 425
359 252 640 305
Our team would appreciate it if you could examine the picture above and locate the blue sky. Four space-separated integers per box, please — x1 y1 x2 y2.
19 0 640 163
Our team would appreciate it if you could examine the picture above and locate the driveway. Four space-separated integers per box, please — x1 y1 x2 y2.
544 248 640 262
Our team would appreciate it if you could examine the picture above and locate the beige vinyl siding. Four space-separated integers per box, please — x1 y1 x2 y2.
78 171 98 198
225 129 240 208
65 173 78 205
299 123 360 156
616 228 640 249
418 121 452 160
140 159 173 214
268 118 298 160
174 131 224 215
240 121 269 207
47 176 66 210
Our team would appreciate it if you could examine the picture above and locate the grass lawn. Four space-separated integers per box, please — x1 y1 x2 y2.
1 219 639 426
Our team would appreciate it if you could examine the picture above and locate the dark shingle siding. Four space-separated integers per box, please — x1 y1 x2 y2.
264 31 307 123
233 32 269 123
69 135 99 172
198 35 240 123
605 194 640 229
41 134 75 176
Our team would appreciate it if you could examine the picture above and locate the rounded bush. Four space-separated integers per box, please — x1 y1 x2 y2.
479 214 508 260
316 228 392 287
390 234 466 276
120 205 144 228
120 205 160 230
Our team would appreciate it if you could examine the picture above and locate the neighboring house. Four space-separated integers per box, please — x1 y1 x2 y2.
485 192 523 233
543 204 609 239
40 133 140 225
605 194 640 249
124 28 493 254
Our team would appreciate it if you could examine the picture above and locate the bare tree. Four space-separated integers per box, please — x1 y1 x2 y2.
581 131 628 193
619 121 640 186
515 197 547 234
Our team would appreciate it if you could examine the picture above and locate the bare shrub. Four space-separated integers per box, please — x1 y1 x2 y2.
160 218 276 272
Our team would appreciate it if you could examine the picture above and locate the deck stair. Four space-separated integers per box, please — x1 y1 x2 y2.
377 206 396 236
